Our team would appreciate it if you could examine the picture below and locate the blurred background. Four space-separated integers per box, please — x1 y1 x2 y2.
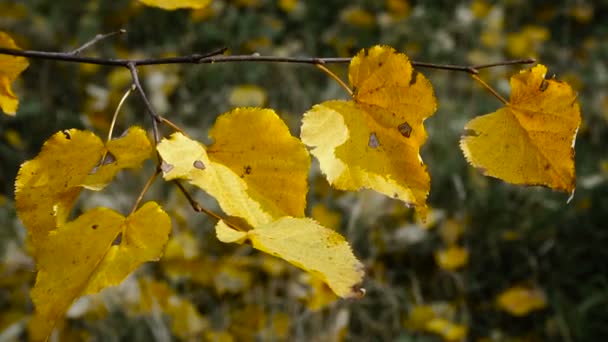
1 0 607 341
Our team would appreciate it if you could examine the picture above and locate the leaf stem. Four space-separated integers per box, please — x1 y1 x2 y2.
173 180 242 231
471 74 509 105
107 85 135 142
130 169 159 215
69 29 127 55
316 63 353 96
159 117 186 135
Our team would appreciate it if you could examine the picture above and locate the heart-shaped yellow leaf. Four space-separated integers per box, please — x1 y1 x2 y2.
301 45 437 219
158 107 310 226
460 64 581 194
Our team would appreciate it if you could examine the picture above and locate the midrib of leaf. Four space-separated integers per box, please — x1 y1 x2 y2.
508 104 573 190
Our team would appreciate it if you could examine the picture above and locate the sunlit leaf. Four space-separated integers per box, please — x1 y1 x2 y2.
215 217 365 298
0 31 29 115
158 108 310 227
82 127 153 190
301 45 437 219
14 128 159 340
496 285 547 316
29 202 170 341
15 128 153 252
139 0 211 10
460 64 581 194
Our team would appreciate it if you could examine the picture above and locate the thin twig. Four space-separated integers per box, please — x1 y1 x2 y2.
127 62 161 144
472 58 536 70
130 169 159 215
0 46 534 74
69 29 126 55
471 74 509 105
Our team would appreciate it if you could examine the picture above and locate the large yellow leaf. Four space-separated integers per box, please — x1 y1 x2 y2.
158 107 310 227
157 108 364 297
301 45 436 219
139 0 211 10
14 128 158 340
216 217 364 298
15 127 152 252
460 64 581 193
0 31 29 115
29 202 171 341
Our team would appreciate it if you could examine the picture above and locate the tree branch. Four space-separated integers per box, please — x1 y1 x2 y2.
0 46 534 74
127 62 161 144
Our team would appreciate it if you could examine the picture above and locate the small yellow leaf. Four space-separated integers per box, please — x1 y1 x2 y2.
424 318 468 341
311 203 342 230
496 285 547 316
434 246 469 271
228 85 267 107
461 64 581 194
139 0 211 10
158 108 310 227
302 45 436 219
215 217 364 298
403 304 436 331
0 31 29 115
82 127 153 190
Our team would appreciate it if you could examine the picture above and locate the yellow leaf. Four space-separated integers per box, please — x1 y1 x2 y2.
28 202 170 341
216 217 364 298
138 279 209 339
301 45 437 219
434 246 469 271
15 128 153 252
158 107 310 227
460 64 581 194
82 127 153 190
404 304 436 331
158 108 364 298
229 85 267 107
496 285 547 316
14 128 159 340
300 273 339 311
0 31 29 115
424 318 468 341
311 203 341 230
139 0 211 10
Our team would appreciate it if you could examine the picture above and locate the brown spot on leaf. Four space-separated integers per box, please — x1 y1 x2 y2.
193 160 206 170
539 79 549 91
409 70 418 86
368 132 379 148
92 224 98 230
398 122 412 138
463 129 479 137
160 160 174 173
62 130 71 140
244 165 252 175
